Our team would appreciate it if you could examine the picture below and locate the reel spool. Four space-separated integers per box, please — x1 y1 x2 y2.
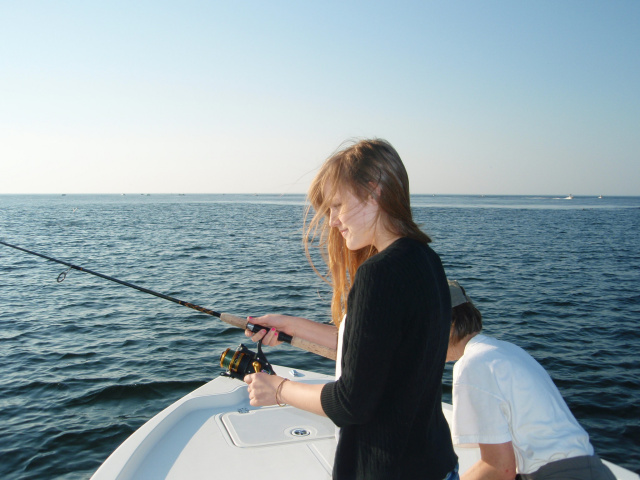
219 341 275 380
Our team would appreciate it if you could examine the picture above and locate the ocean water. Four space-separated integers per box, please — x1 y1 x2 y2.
1 193 638 478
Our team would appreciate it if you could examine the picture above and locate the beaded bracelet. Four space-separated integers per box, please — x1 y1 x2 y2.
276 378 289 407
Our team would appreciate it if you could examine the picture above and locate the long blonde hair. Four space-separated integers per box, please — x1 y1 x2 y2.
303 139 431 327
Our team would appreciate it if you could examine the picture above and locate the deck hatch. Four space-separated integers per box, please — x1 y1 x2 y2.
221 406 335 447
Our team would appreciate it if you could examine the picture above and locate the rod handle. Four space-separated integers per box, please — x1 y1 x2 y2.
290 336 337 360
219 313 337 360
219 312 250 329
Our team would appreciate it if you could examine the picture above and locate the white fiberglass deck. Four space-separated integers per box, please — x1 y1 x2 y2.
91 366 638 480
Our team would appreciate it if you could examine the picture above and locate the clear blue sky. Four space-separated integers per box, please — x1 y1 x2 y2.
1 1 638 195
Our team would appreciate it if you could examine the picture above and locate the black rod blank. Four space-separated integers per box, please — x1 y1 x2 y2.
1 240 337 359
1 240 222 317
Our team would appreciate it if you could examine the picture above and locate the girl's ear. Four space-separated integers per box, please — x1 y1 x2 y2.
368 183 382 203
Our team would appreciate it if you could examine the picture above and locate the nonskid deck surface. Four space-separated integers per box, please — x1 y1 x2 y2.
92 366 338 479
92 366 638 480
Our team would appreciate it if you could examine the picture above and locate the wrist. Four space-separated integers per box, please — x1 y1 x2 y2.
281 316 298 337
275 377 289 407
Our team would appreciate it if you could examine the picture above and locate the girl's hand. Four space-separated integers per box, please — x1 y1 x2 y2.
245 372 327 417
244 314 296 346
244 372 285 406
244 314 338 354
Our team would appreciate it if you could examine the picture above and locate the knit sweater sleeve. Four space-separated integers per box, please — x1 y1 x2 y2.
320 256 406 427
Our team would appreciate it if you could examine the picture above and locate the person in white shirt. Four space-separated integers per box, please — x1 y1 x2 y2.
446 280 615 480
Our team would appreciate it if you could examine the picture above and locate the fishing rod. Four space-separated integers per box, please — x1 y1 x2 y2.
0 240 336 360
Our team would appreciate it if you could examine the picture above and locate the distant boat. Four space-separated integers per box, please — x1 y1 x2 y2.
565 194 574 200
598 195 603 199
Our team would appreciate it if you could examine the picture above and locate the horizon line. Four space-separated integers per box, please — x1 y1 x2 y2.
1 192 637 198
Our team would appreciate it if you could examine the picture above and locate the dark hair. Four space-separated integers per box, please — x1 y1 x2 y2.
450 301 483 345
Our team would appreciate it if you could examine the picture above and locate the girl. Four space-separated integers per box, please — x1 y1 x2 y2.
244 139 458 479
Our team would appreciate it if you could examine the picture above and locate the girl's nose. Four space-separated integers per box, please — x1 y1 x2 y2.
329 209 340 227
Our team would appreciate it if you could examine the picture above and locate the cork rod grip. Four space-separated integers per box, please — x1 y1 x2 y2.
219 312 248 329
291 337 337 360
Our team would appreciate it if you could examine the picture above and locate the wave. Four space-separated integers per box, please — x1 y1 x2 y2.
64 379 206 407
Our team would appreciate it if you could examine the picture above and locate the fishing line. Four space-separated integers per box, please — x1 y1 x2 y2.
0 240 336 360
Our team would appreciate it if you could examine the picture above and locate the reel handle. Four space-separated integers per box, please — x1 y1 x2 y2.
219 313 337 360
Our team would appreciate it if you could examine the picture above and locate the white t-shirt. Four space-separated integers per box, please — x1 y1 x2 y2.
334 317 346 441
452 334 593 474
335 317 346 380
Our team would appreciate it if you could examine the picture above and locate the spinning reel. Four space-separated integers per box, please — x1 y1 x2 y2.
219 341 275 380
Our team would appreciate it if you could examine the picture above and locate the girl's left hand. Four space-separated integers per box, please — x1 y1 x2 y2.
244 373 284 406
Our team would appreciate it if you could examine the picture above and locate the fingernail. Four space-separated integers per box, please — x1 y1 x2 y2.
271 328 276 332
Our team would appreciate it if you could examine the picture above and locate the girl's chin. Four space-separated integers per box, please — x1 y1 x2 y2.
345 240 368 251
